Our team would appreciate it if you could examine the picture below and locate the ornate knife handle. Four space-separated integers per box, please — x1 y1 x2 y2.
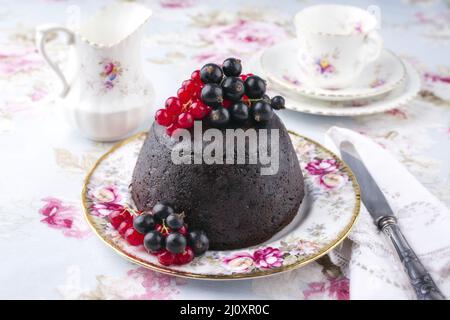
377 216 446 300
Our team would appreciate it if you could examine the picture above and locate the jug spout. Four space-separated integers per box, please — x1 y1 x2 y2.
78 2 152 48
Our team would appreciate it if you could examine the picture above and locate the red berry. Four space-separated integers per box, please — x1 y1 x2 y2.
155 109 173 126
119 208 132 223
191 70 201 83
178 225 188 236
242 95 250 106
191 85 202 100
182 79 190 88
189 101 209 120
186 80 199 93
157 250 176 266
118 221 132 236
177 112 194 128
189 101 206 119
166 123 179 136
177 87 191 104
222 99 232 108
124 228 144 246
175 247 194 265
108 210 124 229
165 97 182 116
240 73 254 81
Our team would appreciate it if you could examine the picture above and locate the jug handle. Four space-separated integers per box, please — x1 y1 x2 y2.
36 24 75 97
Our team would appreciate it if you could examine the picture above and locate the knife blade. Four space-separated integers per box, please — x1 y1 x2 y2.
340 141 394 224
339 140 445 300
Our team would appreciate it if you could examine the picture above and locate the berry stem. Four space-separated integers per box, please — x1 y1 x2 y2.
181 99 193 113
123 205 141 217
161 219 170 234
244 97 264 107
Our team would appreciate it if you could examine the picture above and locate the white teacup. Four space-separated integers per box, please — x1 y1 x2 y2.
295 5 383 89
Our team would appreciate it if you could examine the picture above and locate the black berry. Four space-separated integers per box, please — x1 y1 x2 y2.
188 230 209 257
144 230 165 252
230 102 249 123
208 107 230 127
152 202 174 223
165 213 184 230
133 214 155 234
222 58 242 77
221 77 245 101
252 101 274 122
201 83 223 107
244 75 266 99
200 63 223 84
271 95 285 110
166 232 187 254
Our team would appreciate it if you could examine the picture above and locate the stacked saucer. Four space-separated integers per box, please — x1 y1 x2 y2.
251 40 420 117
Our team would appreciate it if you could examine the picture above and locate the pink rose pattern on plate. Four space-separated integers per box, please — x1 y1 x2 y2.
224 247 283 272
88 185 124 217
305 158 347 190
223 253 255 273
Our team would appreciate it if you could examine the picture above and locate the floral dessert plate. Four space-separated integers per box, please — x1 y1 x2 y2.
251 52 420 117
82 131 360 280
261 40 406 101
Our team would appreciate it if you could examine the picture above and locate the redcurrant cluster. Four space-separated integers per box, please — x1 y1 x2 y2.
108 207 145 246
155 70 211 136
155 57 286 136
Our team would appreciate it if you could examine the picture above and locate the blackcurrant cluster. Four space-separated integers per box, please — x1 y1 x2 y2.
155 57 286 136
132 202 209 266
199 58 285 128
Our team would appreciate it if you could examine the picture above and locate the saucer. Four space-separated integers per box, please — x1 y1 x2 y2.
251 52 420 117
260 40 406 101
82 131 360 280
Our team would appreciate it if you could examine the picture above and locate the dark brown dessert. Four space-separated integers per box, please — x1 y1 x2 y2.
131 114 304 250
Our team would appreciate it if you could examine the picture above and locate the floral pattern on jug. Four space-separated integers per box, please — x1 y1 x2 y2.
99 60 124 91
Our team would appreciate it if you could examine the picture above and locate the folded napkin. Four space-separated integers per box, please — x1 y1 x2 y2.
325 126 450 300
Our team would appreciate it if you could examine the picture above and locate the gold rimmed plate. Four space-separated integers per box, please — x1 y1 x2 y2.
82 131 360 280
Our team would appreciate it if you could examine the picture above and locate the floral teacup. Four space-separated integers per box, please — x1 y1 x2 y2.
295 4 383 89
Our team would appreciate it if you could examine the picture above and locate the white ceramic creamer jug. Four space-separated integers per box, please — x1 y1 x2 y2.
36 2 154 141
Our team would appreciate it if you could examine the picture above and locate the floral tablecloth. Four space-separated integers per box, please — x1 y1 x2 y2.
1 0 449 300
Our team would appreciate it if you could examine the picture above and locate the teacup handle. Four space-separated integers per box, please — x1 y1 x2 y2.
36 24 75 97
363 30 383 64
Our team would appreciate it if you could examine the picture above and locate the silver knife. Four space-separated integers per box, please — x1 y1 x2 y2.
340 141 445 300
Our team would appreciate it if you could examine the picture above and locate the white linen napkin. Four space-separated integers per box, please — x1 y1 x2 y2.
325 126 450 300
